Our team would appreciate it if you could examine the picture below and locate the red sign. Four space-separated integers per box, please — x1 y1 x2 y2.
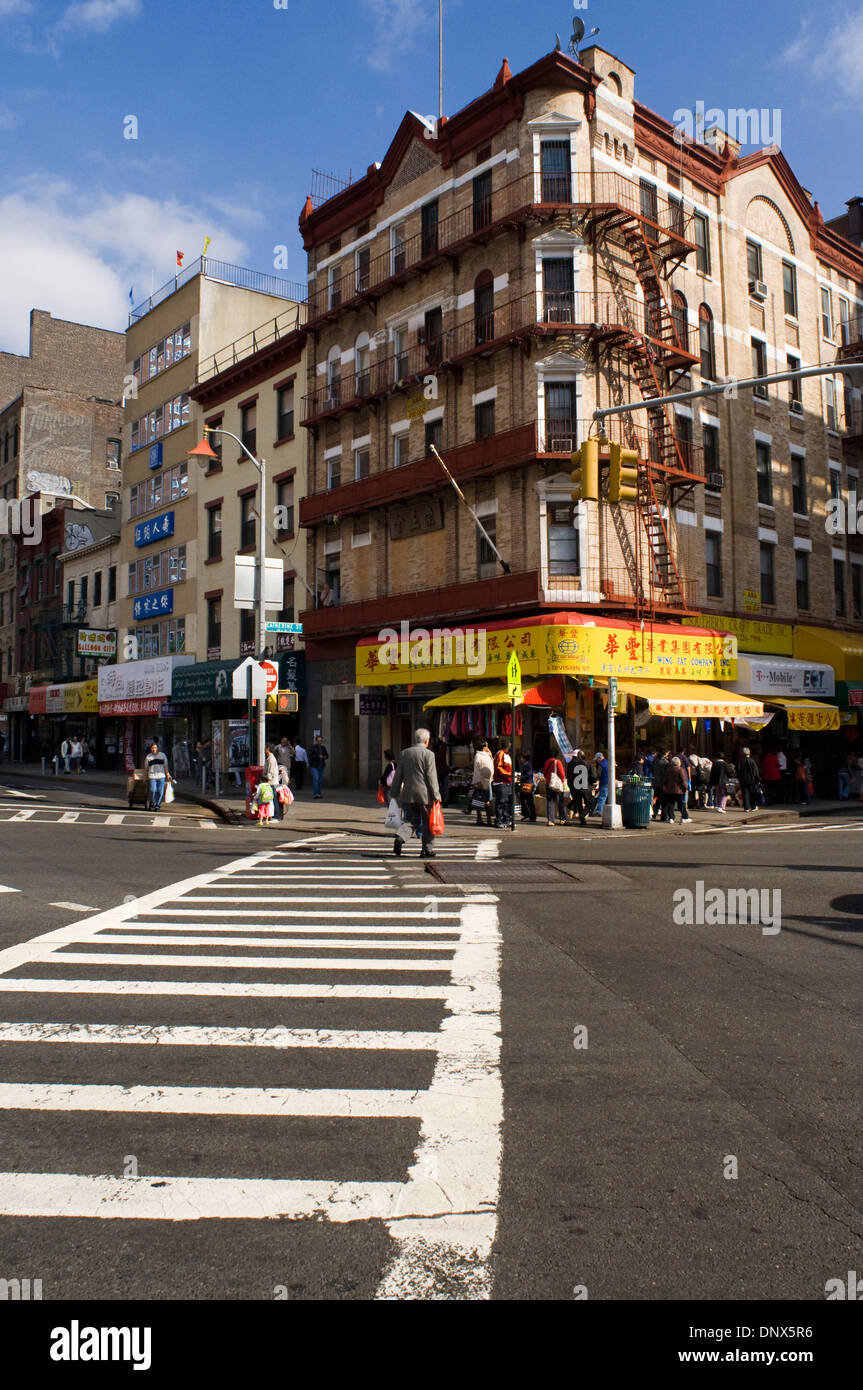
261 660 279 695
101 698 164 717
849 689 863 707
123 720 135 774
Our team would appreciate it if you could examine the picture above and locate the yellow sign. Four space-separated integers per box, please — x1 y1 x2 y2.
682 612 793 656
507 651 522 702
356 620 737 686
406 392 427 419
743 589 761 613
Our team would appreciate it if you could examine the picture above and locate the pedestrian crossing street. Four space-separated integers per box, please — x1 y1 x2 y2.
0 831 503 1299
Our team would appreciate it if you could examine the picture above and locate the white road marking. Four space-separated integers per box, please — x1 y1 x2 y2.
0 1021 443 1050
10 809 36 821
49 902 99 913
73 933 459 951
0 978 455 1000
34 952 458 971
0 786 46 799
93 922 462 935
0 1082 424 1119
105 814 126 825
58 811 79 823
0 885 21 894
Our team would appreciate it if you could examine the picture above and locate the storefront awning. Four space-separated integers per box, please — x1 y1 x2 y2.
423 677 565 709
28 682 98 716
724 653 835 699
765 697 840 731
794 627 863 683
609 679 764 720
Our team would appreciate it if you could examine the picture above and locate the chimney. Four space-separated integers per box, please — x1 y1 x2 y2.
845 196 863 246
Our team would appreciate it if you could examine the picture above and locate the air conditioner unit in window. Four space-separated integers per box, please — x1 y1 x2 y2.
749 280 768 302
790 398 804 415
706 471 725 490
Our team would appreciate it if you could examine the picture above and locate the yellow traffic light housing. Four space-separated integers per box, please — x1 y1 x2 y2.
570 438 599 503
609 444 639 503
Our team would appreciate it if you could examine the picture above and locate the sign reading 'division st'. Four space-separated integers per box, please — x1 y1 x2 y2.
133 588 174 621
134 511 174 548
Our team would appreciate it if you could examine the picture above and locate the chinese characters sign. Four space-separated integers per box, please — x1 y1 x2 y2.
133 589 174 621
134 510 175 548
388 499 444 542
77 629 117 658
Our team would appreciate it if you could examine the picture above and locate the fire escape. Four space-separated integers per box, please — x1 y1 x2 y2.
574 174 702 616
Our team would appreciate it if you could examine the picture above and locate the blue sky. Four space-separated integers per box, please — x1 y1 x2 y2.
0 0 860 354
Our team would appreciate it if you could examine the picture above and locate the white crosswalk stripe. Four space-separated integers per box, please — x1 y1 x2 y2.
0 832 503 1298
0 806 223 830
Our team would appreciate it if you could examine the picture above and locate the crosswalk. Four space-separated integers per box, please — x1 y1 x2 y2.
0 831 503 1299
0 803 219 830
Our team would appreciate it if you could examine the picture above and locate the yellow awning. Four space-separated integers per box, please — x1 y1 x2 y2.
423 682 519 708
765 697 840 731
610 679 763 720
794 627 863 682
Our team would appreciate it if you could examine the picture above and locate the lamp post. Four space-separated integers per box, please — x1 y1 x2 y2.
188 428 269 769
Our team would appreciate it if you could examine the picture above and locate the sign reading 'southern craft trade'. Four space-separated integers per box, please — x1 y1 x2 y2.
356 618 737 687
134 510 174 548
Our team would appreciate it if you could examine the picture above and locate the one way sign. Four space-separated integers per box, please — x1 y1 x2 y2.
232 657 268 700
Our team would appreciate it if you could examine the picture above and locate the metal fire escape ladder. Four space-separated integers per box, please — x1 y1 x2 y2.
639 468 685 608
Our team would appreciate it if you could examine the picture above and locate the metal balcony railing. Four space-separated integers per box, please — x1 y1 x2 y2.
839 315 863 350
130 257 307 324
197 301 307 382
305 170 696 325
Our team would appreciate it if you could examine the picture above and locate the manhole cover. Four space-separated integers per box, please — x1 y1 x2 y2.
427 862 580 885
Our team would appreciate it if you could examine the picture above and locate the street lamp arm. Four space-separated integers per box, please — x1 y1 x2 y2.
204 425 262 473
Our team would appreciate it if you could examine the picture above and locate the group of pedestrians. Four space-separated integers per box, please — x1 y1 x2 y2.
55 735 89 775
250 734 329 824
467 741 610 828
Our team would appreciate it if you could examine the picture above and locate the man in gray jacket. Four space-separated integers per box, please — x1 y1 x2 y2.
390 728 441 859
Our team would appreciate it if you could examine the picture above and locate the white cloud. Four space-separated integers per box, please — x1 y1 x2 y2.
0 178 248 354
56 0 141 33
782 7 863 105
362 0 432 72
0 0 33 15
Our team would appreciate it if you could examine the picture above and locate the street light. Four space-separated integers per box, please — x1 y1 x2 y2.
188 427 269 769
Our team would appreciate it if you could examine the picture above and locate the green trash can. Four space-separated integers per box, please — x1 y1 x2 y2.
621 777 653 829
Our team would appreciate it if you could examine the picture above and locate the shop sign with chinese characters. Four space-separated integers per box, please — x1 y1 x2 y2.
133 589 174 621
388 499 444 542
134 510 175 548
356 620 737 686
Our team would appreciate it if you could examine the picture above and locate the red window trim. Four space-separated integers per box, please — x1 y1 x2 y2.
204 497 223 510
237 483 258 498
204 588 223 601
273 468 296 485
273 373 297 392
238 394 259 410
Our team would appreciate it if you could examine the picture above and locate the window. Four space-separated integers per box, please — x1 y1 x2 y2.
675 412 694 469
107 566 116 602
782 262 798 318
477 513 498 577
326 455 341 490
540 139 571 202
475 400 495 440
543 258 575 322
354 447 370 481
207 597 221 652
751 338 768 396
548 503 579 576
66 579 74 612
829 468 841 502
79 575 88 610
671 292 688 350
421 199 439 259
240 402 257 455
669 194 684 238
207 504 222 561
796 552 810 610
276 478 294 534
760 543 776 605
839 297 851 346
105 491 119 509
355 245 370 294
853 564 862 621
791 452 807 514
206 419 223 467
323 557 341 605
93 571 102 607
239 608 256 655
328 262 342 309
473 169 493 231
393 326 409 380
693 212 710 274
424 418 443 456
756 441 773 505
423 306 443 368
326 352 342 406
639 179 659 242
703 424 720 482
276 385 294 440
280 577 295 624
393 431 410 469
821 286 832 339
746 240 763 282
106 438 121 469
474 270 495 344
825 376 838 431
354 341 370 396
834 558 847 617
391 222 407 275
787 354 802 411
353 514 371 544
705 531 722 597
699 303 716 380
544 382 576 451
240 493 256 550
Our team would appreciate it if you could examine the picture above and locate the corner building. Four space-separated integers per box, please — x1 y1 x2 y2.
298 46 863 787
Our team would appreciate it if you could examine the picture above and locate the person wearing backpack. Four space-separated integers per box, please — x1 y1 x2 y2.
253 776 276 826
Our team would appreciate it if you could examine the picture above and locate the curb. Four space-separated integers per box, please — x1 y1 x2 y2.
0 766 233 825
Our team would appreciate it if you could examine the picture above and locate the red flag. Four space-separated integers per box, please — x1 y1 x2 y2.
176 251 184 268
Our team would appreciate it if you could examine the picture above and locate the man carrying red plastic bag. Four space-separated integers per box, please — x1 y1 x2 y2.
388 728 443 859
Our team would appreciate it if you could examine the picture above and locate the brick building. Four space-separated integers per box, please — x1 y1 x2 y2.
297 45 863 787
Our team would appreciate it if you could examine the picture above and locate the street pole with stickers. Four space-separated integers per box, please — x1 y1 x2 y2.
507 651 522 832
603 675 623 829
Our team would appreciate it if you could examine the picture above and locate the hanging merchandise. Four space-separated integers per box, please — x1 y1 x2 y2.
676 719 682 730
690 719 697 732
705 720 712 732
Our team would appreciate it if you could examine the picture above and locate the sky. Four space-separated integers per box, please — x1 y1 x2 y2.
0 0 860 355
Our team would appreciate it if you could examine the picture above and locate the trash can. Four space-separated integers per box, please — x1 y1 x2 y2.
245 765 265 820
621 777 653 829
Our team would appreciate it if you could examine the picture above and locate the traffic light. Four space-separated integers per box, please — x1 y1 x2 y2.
609 444 639 503
570 438 599 503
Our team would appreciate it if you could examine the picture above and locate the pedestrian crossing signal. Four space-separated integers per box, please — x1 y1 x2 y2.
276 691 298 713
570 438 599 503
609 444 639 503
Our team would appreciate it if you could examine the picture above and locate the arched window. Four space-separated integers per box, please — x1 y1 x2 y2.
699 304 716 381
474 270 495 346
354 331 371 396
607 72 623 96
671 292 688 351
327 346 342 406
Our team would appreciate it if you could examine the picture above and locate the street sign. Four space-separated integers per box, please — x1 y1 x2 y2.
266 622 304 634
609 676 618 703
261 660 279 695
507 651 522 702
232 657 268 700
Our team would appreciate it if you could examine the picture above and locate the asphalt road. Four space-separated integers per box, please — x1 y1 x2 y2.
0 786 860 1303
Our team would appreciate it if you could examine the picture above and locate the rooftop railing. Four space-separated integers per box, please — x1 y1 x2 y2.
130 257 307 323
197 301 308 383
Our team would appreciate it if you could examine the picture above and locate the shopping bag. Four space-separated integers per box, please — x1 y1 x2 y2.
429 801 445 837
376 785 386 805
385 797 402 830
164 781 175 804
